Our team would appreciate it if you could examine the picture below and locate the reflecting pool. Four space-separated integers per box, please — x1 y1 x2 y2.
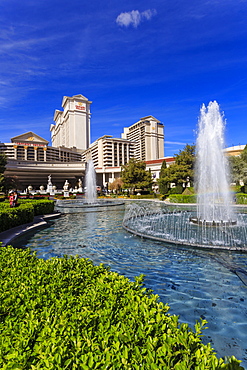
12 202 247 367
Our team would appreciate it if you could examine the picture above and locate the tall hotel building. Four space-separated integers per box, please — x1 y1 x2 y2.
121 116 164 161
81 135 135 168
50 94 92 151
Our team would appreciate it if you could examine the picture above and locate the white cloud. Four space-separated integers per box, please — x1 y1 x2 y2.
116 9 157 28
165 141 189 145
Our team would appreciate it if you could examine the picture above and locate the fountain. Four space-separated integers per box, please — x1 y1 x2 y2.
191 101 236 226
123 102 247 251
56 159 124 209
85 159 97 204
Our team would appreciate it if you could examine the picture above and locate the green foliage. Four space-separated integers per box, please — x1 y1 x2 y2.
158 161 170 195
228 145 247 186
18 199 55 216
240 185 247 194
0 203 34 232
121 158 153 194
158 145 195 194
129 194 159 199
169 194 197 203
235 193 247 204
0 200 54 232
169 185 184 195
182 187 195 195
0 247 243 370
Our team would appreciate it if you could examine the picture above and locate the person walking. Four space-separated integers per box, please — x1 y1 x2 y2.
12 191 18 207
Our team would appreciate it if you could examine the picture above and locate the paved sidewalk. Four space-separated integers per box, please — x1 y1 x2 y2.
0 213 61 247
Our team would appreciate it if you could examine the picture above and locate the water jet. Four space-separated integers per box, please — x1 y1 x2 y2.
123 102 247 250
57 159 124 209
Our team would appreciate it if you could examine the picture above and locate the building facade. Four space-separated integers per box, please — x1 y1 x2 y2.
121 116 164 161
1 94 170 191
50 94 92 151
0 132 82 163
81 135 135 168
223 145 246 156
0 132 84 189
81 135 136 188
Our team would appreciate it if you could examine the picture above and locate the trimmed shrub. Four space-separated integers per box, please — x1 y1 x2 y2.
0 203 34 232
240 185 247 194
0 200 54 233
129 194 158 199
236 193 247 204
168 185 184 195
0 246 243 369
18 199 55 216
169 194 197 203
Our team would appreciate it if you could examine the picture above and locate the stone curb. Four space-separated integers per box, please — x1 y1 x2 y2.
0 213 61 248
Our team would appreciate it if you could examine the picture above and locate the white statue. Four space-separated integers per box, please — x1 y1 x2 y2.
78 178 83 192
63 180 69 191
48 174 52 185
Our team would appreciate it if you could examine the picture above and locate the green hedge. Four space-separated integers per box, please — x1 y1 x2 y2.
18 199 55 216
168 193 247 205
129 194 158 199
0 200 54 233
168 194 197 203
0 203 34 233
236 193 247 204
0 246 243 369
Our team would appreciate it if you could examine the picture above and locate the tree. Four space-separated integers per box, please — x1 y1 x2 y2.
158 144 196 193
108 178 123 194
229 145 247 189
158 160 169 195
121 158 153 194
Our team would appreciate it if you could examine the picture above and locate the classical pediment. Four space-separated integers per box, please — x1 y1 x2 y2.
73 94 89 100
11 132 49 145
140 115 161 123
62 94 91 108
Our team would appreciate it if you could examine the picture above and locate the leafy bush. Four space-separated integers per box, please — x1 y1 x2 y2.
169 194 197 203
0 246 243 369
0 200 54 232
0 195 6 202
182 187 195 195
129 194 158 199
18 199 55 216
169 185 184 195
240 185 247 194
55 195 76 200
236 193 247 204
0 203 34 232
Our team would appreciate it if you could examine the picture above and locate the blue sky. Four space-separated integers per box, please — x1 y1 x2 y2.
0 0 247 157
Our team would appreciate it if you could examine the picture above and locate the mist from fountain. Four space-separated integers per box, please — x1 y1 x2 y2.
85 159 97 204
195 101 235 224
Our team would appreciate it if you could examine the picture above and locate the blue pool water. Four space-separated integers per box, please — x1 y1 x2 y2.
13 203 247 367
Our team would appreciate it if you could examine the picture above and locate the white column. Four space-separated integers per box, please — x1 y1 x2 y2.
43 147 47 162
13 145 17 159
117 143 120 167
34 147 38 161
122 144 124 165
24 146 28 160
112 143 114 167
